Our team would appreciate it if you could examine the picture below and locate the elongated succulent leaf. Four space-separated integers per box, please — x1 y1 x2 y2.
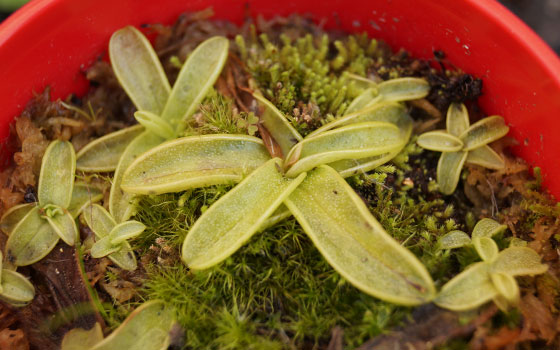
377 77 430 102
109 26 170 113
45 210 78 246
67 183 104 219
439 230 471 249
417 130 464 152
446 103 470 136
437 151 468 195
183 158 306 269
82 204 117 238
253 92 302 158
435 262 497 311
5 206 59 266
161 36 229 129
258 205 292 232
473 237 499 262
460 116 509 151
90 301 175 350
284 165 436 305
466 145 505 169
121 134 270 195
0 269 35 305
285 122 402 177
109 221 146 245
344 88 380 114
61 323 104 350
134 111 176 140
490 272 519 304
491 247 548 276
106 242 137 271
344 73 377 90
329 152 396 178
471 218 507 239
308 102 407 137
76 125 144 172
0 203 34 236
38 140 76 208
110 131 165 222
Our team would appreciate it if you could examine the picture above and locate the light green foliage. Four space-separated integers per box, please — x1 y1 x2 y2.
76 125 144 172
416 103 509 194
134 111 176 140
183 158 306 269
237 32 378 129
82 204 141 270
285 165 436 305
0 203 34 236
5 141 101 266
435 218 547 311
0 251 35 306
121 135 271 195
61 323 104 350
88 301 175 350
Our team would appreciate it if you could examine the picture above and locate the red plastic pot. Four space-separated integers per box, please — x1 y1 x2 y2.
0 0 559 197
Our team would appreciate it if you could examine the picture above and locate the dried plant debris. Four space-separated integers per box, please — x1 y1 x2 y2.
0 8 558 350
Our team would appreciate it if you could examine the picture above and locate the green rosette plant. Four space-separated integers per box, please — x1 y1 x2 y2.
75 26 229 223
3 140 102 266
436 218 548 311
416 102 510 194
120 80 439 306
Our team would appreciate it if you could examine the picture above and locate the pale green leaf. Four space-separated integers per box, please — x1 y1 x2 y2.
490 272 519 305
110 131 165 222
134 111 176 140
344 88 380 114
5 206 59 266
0 269 35 305
435 262 497 311
106 241 137 271
109 26 170 113
344 73 377 90
284 165 436 305
161 36 229 129
183 158 306 269
377 77 430 102
437 151 468 195
38 140 76 208
493 294 510 312
285 122 402 177
109 221 146 245
67 183 104 219
509 237 528 247
329 152 396 178
460 116 509 151
417 130 464 152
253 92 302 157
446 103 470 136
76 125 144 172
121 134 270 195
91 236 121 258
473 237 499 262
82 204 117 238
491 247 548 276
466 145 505 169
307 102 408 137
90 300 175 350
45 210 78 246
471 218 507 239
439 230 471 249
61 323 104 350
0 203 34 236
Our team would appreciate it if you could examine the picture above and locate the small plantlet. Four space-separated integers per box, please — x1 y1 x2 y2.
82 204 144 270
61 300 176 350
435 218 547 311
0 251 35 306
3 140 102 266
416 103 509 194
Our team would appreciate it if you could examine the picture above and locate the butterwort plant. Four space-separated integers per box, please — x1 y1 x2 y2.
119 75 440 306
2 140 102 266
416 102 509 194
